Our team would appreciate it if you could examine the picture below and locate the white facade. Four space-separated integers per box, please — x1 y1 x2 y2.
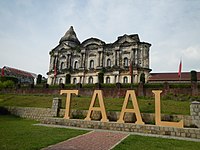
47 26 151 85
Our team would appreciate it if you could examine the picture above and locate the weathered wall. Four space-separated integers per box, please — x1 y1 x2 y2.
1 82 199 98
42 117 200 139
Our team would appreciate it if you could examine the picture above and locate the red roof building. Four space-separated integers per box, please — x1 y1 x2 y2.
1 66 37 84
148 72 200 83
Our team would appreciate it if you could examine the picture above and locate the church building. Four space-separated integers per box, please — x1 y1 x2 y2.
47 26 151 85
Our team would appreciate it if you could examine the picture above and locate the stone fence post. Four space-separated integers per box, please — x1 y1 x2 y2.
190 101 200 128
52 97 62 117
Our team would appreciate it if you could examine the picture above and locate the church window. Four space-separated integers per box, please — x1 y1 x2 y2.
123 76 128 83
61 62 64 69
89 60 94 69
106 77 110 83
74 61 78 69
88 76 93 84
107 59 111 67
124 57 128 67
73 78 77 84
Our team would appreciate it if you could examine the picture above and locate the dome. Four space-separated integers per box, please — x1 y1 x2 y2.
59 26 80 44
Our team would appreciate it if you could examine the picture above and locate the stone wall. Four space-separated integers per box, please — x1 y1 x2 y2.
4 106 193 127
5 106 55 121
42 117 200 139
190 101 200 128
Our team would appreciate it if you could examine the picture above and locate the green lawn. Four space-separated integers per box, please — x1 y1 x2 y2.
0 93 190 115
114 134 200 150
0 115 88 150
1 115 199 150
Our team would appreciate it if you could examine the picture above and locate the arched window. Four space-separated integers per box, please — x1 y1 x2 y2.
61 62 64 69
89 60 94 69
106 77 110 83
74 61 78 69
123 76 128 83
107 59 111 67
124 57 128 67
73 78 77 84
59 78 63 84
88 76 93 84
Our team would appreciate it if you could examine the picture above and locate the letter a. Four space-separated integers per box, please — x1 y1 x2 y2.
60 90 78 119
117 90 144 124
153 90 183 128
84 90 108 122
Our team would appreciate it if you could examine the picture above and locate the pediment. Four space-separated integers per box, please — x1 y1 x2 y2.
82 38 105 47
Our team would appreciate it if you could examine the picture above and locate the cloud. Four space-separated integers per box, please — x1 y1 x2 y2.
0 0 200 76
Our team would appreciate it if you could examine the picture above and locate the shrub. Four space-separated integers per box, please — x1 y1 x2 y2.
36 74 42 84
191 70 197 82
0 76 18 84
144 83 163 88
3 80 15 88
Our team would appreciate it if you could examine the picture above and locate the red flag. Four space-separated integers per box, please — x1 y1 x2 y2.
178 60 182 78
1 67 5 77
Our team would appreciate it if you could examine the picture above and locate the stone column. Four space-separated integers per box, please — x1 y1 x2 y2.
191 82 198 96
98 52 101 66
52 98 62 117
190 101 200 128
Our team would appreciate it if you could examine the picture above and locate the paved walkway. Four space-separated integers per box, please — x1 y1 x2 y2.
42 131 128 150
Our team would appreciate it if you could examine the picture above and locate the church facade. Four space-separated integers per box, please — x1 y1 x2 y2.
47 26 151 85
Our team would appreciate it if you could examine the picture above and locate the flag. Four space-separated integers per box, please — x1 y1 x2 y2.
1 67 5 77
178 60 182 78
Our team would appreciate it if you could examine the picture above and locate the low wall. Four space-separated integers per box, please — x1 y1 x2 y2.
4 106 193 127
1 82 199 97
5 106 55 121
3 99 200 140
42 117 200 139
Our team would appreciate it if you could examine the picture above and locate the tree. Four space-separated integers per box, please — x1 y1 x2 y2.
191 70 197 82
140 73 145 83
98 72 104 84
65 74 71 84
36 74 42 84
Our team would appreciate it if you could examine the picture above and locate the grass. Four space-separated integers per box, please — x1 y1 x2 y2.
1 115 200 150
0 115 88 150
114 134 200 150
0 93 190 115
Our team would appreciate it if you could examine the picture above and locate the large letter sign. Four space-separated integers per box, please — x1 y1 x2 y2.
84 90 108 122
61 90 184 128
60 90 78 119
117 90 144 124
153 90 183 128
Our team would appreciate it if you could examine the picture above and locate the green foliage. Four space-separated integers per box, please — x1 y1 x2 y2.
169 83 191 88
101 83 116 88
0 94 190 115
0 76 18 84
121 83 138 88
140 73 145 83
0 115 88 150
36 74 42 84
65 74 71 84
3 80 15 88
144 83 164 88
191 70 197 82
98 72 104 83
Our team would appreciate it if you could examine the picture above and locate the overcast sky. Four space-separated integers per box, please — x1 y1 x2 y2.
0 0 200 77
